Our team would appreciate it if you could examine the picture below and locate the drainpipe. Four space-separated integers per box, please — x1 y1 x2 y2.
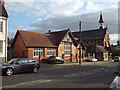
5 18 7 63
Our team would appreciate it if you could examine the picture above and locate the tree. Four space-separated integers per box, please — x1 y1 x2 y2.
8 37 14 45
111 46 120 59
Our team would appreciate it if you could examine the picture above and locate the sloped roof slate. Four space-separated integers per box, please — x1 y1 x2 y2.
12 29 78 48
72 28 107 40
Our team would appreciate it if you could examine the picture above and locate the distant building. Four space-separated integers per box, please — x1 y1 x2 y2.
0 0 8 64
11 29 85 62
73 12 110 60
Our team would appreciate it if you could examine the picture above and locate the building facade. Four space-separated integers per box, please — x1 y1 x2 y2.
72 12 110 60
12 29 84 63
0 0 8 64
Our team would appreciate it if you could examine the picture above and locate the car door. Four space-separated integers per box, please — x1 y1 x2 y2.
17 59 30 72
27 59 37 71
10 59 22 73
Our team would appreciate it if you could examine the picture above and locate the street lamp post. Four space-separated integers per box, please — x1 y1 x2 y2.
79 21 82 65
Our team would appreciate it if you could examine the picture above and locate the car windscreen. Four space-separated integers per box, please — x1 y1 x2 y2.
56 57 61 59
28 59 37 63
7 59 17 64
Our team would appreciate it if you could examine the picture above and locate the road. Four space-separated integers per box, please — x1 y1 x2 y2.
1 61 119 89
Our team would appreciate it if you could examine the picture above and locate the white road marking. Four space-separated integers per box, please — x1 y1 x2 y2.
3 79 52 88
63 72 95 78
94 68 110 72
63 67 111 78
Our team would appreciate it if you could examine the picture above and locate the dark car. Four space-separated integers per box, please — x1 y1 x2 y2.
47 56 64 64
85 58 97 62
2 58 40 76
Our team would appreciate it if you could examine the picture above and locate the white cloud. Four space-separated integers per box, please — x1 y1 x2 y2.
47 0 84 16
110 34 118 41
17 25 36 30
109 34 119 45
5 0 119 2
6 2 47 17
31 3 118 45
7 0 119 45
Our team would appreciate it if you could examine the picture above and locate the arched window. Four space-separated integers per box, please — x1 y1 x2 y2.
97 41 100 44
91 41 94 45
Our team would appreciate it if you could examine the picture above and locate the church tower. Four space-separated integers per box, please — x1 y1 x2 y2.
98 11 104 29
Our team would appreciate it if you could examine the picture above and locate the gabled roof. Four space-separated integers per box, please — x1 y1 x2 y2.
72 27 107 40
47 29 70 46
86 45 108 53
12 29 78 48
0 2 8 18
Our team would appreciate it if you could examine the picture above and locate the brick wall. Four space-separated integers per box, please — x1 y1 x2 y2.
83 40 103 46
28 48 33 58
104 28 110 47
103 52 108 60
58 43 64 58
32 47 57 63
57 43 78 62
13 34 27 58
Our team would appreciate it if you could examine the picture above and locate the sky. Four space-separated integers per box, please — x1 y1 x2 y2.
4 0 119 45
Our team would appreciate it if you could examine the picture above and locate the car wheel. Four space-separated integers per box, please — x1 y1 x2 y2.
33 67 38 73
61 61 63 64
6 68 13 76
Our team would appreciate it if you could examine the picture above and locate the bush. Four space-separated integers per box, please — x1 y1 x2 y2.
111 47 120 59
98 59 104 61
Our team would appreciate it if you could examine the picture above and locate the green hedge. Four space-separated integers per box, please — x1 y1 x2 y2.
98 59 104 61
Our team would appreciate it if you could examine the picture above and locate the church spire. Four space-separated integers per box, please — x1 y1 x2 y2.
99 11 104 29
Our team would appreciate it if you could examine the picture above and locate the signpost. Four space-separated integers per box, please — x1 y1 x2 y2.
79 21 82 65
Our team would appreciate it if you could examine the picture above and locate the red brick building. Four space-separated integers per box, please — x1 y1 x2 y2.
72 12 111 60
12 29 85 62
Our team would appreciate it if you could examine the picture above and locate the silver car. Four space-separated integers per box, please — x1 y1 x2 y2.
110 72 120 89
114 56 120 62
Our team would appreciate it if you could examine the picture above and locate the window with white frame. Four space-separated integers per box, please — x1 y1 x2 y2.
33 48 43 57
0 22 3 32
64 43 71 56
47 48 55 56
0 41 3 55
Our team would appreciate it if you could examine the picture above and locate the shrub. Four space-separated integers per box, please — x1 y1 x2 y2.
98 59 104 61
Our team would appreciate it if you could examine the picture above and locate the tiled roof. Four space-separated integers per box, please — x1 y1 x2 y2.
48 29 69 46
86 45 108 53
12 29 78 48
18 30 57 48
0 2 8 18
72 28 107 40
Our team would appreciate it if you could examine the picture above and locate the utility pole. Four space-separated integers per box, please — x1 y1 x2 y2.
79 21 82 65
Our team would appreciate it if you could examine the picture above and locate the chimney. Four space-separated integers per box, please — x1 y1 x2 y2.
1 0 5 5
48 30 51 34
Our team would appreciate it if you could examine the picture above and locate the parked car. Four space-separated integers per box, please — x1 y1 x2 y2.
85 58 97 62
114 56 120 62
2 58 40 76
110 72 120 89
47 56 64 64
